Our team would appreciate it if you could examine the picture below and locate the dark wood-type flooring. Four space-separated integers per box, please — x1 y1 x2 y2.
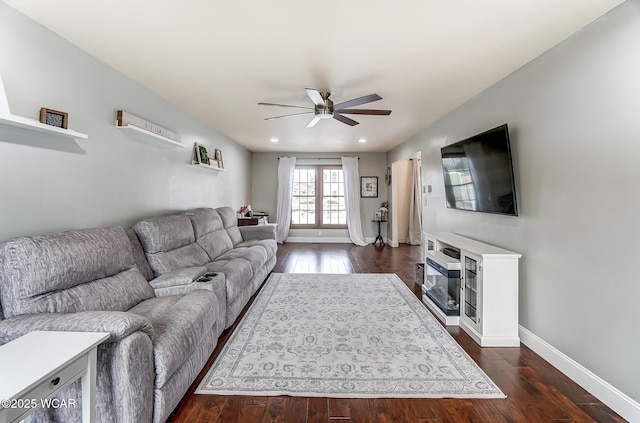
168 243 626 423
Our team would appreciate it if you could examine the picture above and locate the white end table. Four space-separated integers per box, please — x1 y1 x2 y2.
0 331 109 423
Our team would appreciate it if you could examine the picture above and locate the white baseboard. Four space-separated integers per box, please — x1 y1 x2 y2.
519 325 640 422
285 236 377 244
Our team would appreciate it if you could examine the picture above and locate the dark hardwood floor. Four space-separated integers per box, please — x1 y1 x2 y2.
168 243 626 423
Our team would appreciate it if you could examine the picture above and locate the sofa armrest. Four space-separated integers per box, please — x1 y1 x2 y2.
239 224 276 240
0 310 153 345
149 266 208 290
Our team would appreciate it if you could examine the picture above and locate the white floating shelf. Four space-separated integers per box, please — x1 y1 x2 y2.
117 124 184 148
0 113 88 140
192 162 225 171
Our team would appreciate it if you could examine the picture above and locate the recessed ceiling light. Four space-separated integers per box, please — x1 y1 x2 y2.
270 138 279 143
358 138 367 143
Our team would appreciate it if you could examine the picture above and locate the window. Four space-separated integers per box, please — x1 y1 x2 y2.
291 166 346 228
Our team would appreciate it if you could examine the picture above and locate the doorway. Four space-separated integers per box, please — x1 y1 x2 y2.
390 153 422 247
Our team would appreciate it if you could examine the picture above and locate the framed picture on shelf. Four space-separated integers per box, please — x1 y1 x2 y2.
374 211 382 221
194 143 210 165
214 149 224 169
40 108 68 129
360 176 378 198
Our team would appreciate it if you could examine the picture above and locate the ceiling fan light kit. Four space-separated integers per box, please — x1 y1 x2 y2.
258 88 391 128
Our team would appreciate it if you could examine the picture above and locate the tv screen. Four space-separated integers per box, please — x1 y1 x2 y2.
441 124 518 216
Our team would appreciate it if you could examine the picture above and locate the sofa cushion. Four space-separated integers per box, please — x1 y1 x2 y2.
204 259 254 303
225 226 244 246
236 239 278 259
183 208 234 260
128 290 219 389
215 207 238 229
217 246 268 274
198 231 234 261
0 227 155 319
211 207 245 246
125 228 155 281
133 215 210 277
133 215 196 254
183 208 223 237
145 244 211 277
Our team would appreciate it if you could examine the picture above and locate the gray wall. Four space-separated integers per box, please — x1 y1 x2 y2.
0 4 252 242
389 0 640 403
252 152 387 241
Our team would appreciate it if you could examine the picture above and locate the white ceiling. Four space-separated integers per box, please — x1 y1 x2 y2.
4 1 625 153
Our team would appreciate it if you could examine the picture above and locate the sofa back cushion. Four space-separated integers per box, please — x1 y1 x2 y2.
125 228 155 281
183 208 233 260
0 227 155 319
133 214 210 276
216 206 244 246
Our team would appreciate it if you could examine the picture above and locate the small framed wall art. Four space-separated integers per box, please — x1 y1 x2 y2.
361 176 378 198
214 149 224 169
194 143 210 165
40 108 68 129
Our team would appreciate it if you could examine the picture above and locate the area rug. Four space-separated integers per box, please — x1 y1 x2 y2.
196 273 505 398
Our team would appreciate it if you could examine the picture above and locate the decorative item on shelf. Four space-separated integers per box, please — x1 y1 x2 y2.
116 110 181 143
239 205 252 217
360 176 378 198
385 167 391 186
0 75 87 139
40 108 68 129
214 148 224 169
374 211 382 221
194 142 210 165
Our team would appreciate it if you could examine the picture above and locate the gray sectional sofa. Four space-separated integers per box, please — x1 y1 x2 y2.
0 206 276 423
133 207 277 330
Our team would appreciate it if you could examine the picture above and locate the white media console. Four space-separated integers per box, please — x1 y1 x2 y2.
422 232 522 347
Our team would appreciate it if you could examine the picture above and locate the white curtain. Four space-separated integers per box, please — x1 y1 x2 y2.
408 158 423 245
275 157 296 243
341 156 367 246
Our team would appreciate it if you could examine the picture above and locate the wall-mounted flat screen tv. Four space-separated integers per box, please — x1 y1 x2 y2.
441 124 518 216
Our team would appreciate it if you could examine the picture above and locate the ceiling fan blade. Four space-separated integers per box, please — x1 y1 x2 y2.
337 109 392 115
305 88 326 106
334 94 382 110
333 113 359 126
305 116 322 128
258 102 314 110
265 111 313 121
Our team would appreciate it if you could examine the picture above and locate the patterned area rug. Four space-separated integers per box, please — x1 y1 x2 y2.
196 273 505 398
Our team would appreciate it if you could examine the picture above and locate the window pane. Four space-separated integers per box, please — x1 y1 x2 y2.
321 168 346 225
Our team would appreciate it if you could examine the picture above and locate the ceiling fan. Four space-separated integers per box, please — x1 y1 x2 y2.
258 88 391 128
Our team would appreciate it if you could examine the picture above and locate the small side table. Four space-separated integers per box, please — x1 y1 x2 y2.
372 220 388 247
0 331 110 423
